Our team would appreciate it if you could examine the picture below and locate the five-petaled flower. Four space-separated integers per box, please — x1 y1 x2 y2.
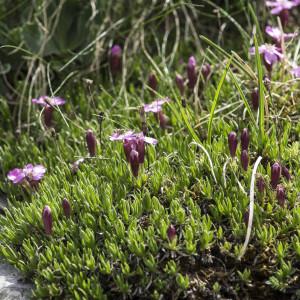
144 98 170 129
249 44 283 72
266 0 300 26
8 164 46 185
265 26 297 46
32 96 66 127
110 130 157 177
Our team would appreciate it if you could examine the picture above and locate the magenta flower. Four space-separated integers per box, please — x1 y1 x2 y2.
187 56 197 89
62 198 71 218
241 150 249 171
251 88 259 111
109 44 122 75
266 0 300 26
201 63 211 80
110 130 157 177
144 98 170 113
32 96 66 107
249 44 283 72
291 66 300 77
265 26 297 45
42 205 52 235
167 224 176 241
8 164 46 185
266 0 299 13
86 129 97 157
148 73 158 95
175 74 185 95
228 131 238 157
144 98 170 129
32 96 66 127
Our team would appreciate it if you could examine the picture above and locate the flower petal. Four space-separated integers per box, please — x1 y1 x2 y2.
7 168 25 184
31 165 46 181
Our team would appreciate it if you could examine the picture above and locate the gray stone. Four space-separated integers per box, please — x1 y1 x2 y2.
0 263 32 299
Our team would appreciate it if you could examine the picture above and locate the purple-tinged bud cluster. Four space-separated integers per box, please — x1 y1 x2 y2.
187 56 197 90
228 131 238 157
86 129 97 157
201 63 211 81
251 88 259 111
281 165 291 181
167 224 176 241
110 130 157 177
271 162 281 189
42 205 52 235
62 198 71 218
256 176 265 193
175 74 185 95
276 185 286 207
109 45 122 75
241 150 249 171
148 73 158 95
241 128 250 151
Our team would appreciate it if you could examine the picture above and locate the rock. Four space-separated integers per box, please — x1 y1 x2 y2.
0 263 32 299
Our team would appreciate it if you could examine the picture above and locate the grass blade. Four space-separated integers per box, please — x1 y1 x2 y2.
228 69 257 129
207 57 232 145
200 35 256 80
254 35 266 148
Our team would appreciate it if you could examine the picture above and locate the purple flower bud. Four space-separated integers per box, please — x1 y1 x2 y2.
109 45 122 75
44 106 53 128
62 198 71 218
137 138 145 164
123 139 133 162
167 224 176 241
281 165 291 181
256 176 265 193
157 111 169 129
187 56 197 90
228 131 238 157
201 63 211 80
42 205 52 235
129 150 139 177
276 185 285 207
241 128 250 151
148 73 158 95
86 129 97 157
279 9 289 27
175 74 185 95
251 88 259 111
271 162 281 189
241 150 249 171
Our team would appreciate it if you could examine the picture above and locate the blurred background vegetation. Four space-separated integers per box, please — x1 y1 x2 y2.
0 0 268 130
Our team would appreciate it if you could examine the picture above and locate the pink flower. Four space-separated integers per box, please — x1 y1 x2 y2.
144 98 170 129
266 0 299 14
291 66 300 77
265 26 297 44
143 98 170 113
110 131 157 177
7 164 46 185
266 0 300 26
249 44 283 72
32 96 66 107
32 96 66 127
